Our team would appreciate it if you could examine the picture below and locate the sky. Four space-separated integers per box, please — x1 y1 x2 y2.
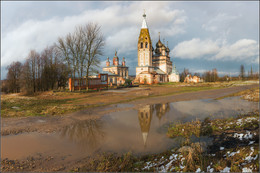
1 1 259 79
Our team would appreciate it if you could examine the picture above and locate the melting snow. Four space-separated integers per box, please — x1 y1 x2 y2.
196 168 201 172
227 150 240 157
221 167 230 172
233 131 253 140
169 154 178 161
249 141 255 145
236 119 243 125
242 167 252 172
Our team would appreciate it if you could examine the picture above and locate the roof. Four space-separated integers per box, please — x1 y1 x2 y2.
140 71 152 75
101 71 118 76
170 65 179 75
154 67 167 75
105 65 128 68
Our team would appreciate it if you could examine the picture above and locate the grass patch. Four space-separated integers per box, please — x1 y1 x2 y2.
216 87 259 102
1 81 257 117
1 97 81 117
167 112 259 139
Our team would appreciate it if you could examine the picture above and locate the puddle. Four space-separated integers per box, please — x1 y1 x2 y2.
1 97 258 160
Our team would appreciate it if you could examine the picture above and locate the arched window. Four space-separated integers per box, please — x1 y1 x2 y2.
141 42 143 48
145 42 148 48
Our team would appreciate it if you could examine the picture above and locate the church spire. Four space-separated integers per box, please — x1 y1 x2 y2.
141 10 148 28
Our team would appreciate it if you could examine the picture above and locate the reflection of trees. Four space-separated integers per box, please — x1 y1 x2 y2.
60 119 105 151
153 103 170 120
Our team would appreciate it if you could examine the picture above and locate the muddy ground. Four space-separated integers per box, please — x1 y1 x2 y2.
1 83 259 172
1 84 258 136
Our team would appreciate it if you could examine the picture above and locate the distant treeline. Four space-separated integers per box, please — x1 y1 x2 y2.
2 23 104 95
179 65 259 83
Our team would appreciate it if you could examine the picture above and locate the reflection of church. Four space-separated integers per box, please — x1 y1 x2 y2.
135 12 180 84
138 103 170 146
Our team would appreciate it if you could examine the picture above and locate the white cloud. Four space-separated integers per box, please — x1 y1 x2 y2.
172 38 259 63
202 13 240 32
213 39 259 62
172 38 220 59
1 1 187 68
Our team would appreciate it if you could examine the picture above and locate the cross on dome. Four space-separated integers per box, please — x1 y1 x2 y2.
141 10 148 29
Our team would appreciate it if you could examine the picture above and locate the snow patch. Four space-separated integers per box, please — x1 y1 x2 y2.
196 168 201 172
242 167 252 173
221 167 230 172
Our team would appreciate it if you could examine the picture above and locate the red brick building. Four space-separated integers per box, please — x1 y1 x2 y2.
68 73 108 91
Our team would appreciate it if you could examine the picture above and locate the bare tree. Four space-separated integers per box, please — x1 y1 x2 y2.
250 66 253 79
83 23 105 91
56 33 77 90
180 68 189 82
240 65 245 80
20 50 40 94
6 61 22 93
56 23 104 91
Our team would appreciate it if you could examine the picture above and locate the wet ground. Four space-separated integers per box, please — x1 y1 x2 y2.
2 96 258 161
1 84 259 171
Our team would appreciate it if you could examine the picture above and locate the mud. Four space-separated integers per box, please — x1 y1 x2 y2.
1 84 258 136
1 84 259 172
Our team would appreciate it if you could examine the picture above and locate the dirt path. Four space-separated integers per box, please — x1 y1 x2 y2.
1 84 258 136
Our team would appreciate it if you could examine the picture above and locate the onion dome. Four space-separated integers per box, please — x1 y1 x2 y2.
166 41 170 52
156 39 163 48
162 45 166 50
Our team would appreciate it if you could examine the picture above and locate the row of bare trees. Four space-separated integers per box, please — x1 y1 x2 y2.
3 23 104 94
56 23 104 91
3 46 69 94
202 68 218 82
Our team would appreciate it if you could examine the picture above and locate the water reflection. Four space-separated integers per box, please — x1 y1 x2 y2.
60 119 105 152
3 97 257 160
154 103 170 120
59 97 258 154
138 103 170 147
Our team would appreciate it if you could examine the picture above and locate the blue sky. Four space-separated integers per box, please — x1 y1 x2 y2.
1 1 259 79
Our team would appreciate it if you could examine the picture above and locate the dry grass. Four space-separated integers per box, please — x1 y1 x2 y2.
1 80 257 117
216 87 259 102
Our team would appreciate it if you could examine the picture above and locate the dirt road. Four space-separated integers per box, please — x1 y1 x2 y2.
1 84 258 136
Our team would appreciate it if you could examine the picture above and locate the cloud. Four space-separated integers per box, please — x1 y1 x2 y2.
172 38 259 63
213 39 259 62
202 13 240 32
1 1 187 69
172 38 220 59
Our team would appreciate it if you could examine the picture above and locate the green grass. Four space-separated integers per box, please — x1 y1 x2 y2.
1 98 79 117
0 82 250 118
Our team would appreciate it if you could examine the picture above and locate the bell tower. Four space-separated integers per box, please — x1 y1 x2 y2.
137 12 153 67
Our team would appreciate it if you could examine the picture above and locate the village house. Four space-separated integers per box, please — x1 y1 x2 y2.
184 74 203 83
135 12 180 84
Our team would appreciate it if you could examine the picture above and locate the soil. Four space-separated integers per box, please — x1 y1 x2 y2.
1 84 258 136
1 83 259 172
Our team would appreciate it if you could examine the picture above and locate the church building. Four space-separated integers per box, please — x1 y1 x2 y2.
103 51 129 86
135 12 179 84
